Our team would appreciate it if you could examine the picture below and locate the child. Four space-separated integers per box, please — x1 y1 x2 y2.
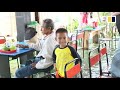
52 28 82 78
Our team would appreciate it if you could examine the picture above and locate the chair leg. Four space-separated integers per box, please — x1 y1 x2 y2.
115 40 116 49
109 41 110 48
17 58 19 68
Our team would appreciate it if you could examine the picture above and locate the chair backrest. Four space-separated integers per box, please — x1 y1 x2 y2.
68 34 77 51
71 34 76 41
38 65 54 78
0 36 6 44
88 47 101 78
99 43 109 66
70 41 77 51
99 43 107 57
77 32 84 58
77 32 84 40
69 32 84 51
64 58 82 78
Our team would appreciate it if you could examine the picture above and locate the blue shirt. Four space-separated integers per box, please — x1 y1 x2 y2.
110 41 120 77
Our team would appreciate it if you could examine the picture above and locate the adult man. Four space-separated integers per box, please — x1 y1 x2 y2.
112 12 120 48
110 48 120 78
112 12 120 35
15 19 58 78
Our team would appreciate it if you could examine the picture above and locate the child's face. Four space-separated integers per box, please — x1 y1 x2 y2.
56 32 68 47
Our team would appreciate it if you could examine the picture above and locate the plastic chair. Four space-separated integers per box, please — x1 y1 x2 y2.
99 43 111 77
64 58 82 78
68 31 84 58
88 47 102 78
43 58 83 78
33 65 54 78
40 65 54 78
88 46 112 78
69 34 77 50
76 32 84 58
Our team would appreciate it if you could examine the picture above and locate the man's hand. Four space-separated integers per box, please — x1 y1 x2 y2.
31 62 37 69
16 44 29 48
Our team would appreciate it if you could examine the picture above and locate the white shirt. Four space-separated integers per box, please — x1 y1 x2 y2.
28 32 58 69
111 12 120 16
110 48 120 77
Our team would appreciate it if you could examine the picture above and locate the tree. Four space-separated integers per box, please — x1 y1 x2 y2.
67 19 79 33
98 12 116 38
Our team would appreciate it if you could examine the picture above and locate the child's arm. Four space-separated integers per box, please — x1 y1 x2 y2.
52 47 57 70
68 45 82 64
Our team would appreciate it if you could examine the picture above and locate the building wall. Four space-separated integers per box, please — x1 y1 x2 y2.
15 12 31 42
0 12 17 38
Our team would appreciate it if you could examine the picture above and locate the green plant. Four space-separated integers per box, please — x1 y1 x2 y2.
98 12 111 25
98 12 116 38
67 19 79 33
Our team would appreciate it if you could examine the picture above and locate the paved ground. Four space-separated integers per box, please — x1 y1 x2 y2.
77 40 117 78
10 39 119 78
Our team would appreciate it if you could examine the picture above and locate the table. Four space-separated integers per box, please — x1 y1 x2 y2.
83 26 105 50
0 48 34 78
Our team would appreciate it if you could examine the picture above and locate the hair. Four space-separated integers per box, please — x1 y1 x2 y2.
56 28 68 36
42 19 54 30
25 27 37 40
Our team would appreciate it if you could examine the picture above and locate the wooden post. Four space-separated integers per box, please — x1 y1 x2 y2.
84 29 101 50
84 31 90 50
15 12 34 65
91 30 99 44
